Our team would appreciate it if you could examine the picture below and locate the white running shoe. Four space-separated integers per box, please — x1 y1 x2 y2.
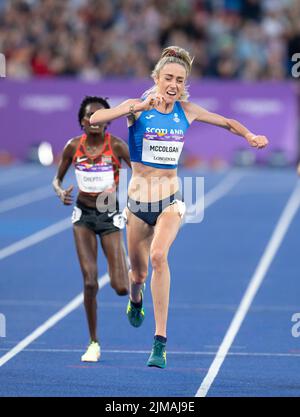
81 341 101 362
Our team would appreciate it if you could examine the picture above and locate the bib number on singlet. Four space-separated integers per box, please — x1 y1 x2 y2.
71 206 82 224
75 169 115 193
142 138 184 165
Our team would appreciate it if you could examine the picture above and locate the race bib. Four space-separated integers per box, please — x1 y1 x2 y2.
75 164 115 193
71 206 82 224
142 133 184 165
112 213 126 229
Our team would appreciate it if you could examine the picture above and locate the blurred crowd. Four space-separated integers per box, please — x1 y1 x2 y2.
1 0 300 80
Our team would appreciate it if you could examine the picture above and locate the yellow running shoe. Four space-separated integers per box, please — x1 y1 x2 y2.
81 341 101 362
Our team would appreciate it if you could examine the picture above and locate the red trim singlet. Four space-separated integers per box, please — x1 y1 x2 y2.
73 133 121 195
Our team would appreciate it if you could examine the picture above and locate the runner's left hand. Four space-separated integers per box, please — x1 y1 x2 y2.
245 133 269 149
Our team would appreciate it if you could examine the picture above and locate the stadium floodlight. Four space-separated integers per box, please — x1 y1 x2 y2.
38 142 54 166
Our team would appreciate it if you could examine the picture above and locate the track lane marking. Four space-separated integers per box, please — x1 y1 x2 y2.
195 182 300 397
0 185 54 214
0 274 110 368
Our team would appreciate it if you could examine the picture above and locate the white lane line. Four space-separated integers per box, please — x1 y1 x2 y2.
0 348 299 358
2 300 298 313
0 167 42 186
0 185 54 214
0 187 127 261
0 274 110 368
0 217 71 261
195 182 300 397
183 171 243 224
204 171 243 210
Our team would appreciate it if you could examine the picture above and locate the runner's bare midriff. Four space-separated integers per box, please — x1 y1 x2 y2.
128 162 179 202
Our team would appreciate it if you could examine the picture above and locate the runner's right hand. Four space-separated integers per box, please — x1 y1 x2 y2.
59 185 74 205
140 93 165 111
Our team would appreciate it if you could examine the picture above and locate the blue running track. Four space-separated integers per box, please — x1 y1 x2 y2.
0 164 299 397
